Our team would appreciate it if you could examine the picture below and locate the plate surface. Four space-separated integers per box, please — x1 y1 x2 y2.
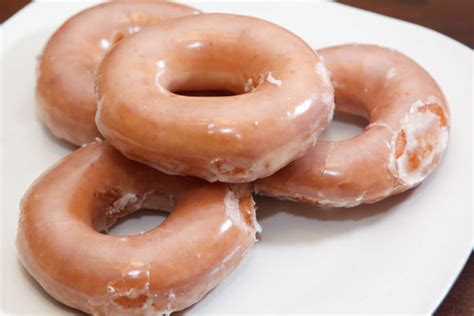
1 1 472 314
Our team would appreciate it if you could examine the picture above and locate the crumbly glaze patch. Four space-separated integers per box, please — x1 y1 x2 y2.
388 96 449 187
224 188 261 235
266 72 282 86
244 71 283 92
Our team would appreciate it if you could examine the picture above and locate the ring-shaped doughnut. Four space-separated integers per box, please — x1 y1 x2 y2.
95 13 334 183
17 142 259 315
255 44 449 207
37 1 200 145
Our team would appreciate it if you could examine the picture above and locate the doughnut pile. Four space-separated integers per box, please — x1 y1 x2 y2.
18 2 450 315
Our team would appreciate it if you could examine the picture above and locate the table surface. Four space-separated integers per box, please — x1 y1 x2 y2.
1 1 472 315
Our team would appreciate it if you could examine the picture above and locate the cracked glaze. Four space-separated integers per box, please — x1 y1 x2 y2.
255 44 449 207
17 142 259 315
95 13 334 183
36 1 200 145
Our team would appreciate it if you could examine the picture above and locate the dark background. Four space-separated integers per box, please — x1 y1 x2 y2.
1 0 473 315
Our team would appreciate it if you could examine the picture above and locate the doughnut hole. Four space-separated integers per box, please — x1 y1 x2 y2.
90 184 257 235
318 73 373 141
92 187 172 236
173 89 237 96
156 39 273 97
318 110 368 141
107 209 168 236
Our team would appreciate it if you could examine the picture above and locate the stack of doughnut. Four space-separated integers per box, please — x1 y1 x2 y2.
18 1 450 315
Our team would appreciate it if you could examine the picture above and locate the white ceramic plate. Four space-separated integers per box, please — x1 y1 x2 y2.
1 1 472 314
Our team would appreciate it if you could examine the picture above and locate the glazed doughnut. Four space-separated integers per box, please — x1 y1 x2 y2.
37 1 200 145
255 44 449 207
95 13 334 183
17 142 260 315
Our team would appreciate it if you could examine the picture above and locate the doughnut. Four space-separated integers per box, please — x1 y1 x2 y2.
255 44 449 207
95 13 334 183
17 142 260 315
36 1 200 145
